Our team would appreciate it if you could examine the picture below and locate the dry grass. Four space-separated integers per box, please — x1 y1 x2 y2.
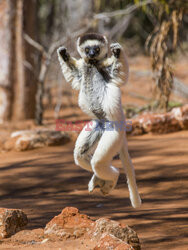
146 1 184 111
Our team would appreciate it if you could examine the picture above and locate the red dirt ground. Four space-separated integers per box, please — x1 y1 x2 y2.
0 55 187 249
0 131 188 249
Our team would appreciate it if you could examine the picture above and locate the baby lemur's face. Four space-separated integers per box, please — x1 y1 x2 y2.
77 33 108 63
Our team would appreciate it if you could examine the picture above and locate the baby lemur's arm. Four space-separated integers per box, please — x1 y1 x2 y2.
102 43 129 86
57 47 82 90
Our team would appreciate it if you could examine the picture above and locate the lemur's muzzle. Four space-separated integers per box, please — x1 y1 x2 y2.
89 49 95 58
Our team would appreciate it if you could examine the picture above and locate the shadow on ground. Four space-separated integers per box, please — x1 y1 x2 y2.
0 131 188 250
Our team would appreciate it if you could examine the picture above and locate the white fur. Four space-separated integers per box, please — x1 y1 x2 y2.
57 47 82 90
120 138 142 208
57 37 141 208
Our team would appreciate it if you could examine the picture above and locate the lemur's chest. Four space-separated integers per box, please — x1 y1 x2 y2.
79 65 109 119
83 64 111 85
83 66 106 96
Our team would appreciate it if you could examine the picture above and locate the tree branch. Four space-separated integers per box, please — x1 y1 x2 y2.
24 34 46 54
48 26 90 56
94 0 152 19
24 25 91 125
110 14 133 39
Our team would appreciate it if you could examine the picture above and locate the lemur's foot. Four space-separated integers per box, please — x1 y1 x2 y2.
100 180 114 195
100 171 119 195
110 43 122 58
57 46 70 61
88 174 105 193
88 174 118 195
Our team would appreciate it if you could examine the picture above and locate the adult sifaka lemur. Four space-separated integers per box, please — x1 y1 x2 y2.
57 33 141 208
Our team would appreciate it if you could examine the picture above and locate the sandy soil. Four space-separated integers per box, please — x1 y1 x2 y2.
0 130 188 249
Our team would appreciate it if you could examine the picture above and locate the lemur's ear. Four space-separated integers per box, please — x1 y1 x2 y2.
103 35 108 45
77 37 81 47
77 36 82 57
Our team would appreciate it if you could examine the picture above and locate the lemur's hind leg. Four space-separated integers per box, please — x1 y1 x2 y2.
74 120 101 172
74 120 106 192
91 130 124 194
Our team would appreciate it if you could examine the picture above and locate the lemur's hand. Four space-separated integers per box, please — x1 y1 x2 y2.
110 43 122 59
57 46 70 62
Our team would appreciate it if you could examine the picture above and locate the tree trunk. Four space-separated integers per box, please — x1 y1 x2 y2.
0 0 38 122
0 0 15 122
13 0 38 120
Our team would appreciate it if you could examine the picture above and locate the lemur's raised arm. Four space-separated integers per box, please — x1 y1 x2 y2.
102 43 129 87
57 47 82 90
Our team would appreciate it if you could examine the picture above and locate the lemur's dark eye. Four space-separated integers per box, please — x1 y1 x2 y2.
85 47 89 53
95 47 100 53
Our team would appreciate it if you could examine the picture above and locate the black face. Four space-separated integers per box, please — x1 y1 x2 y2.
85 46 100 58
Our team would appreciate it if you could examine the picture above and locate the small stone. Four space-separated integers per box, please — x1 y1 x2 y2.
0 208 28 239
96 203 103 208
41 238 49 244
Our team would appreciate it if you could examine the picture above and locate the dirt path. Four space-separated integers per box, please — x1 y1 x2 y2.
0 131 187 249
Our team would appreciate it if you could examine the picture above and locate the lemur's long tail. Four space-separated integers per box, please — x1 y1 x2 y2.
120 139 141 208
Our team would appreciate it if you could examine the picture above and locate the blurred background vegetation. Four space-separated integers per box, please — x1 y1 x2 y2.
37 0 188 52
0 0 187 124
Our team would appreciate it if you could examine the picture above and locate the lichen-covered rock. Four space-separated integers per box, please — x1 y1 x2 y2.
0 208 28 238
94 233 133 250
3 130 70 151
92 218 140 250
44 207 94 239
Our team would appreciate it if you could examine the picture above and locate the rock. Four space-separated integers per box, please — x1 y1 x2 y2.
181 104 188 129
94 233 133 250
131 120 145 135
3 136 19 151
10 228 44 244
137 113 181 134
130 104 188 135
171 104 188 129
44 207 94 239
92 218 140 250
44 207 140 249
3 130 70 151
0 208 28 239
15 134 35 151
39 130 70 146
